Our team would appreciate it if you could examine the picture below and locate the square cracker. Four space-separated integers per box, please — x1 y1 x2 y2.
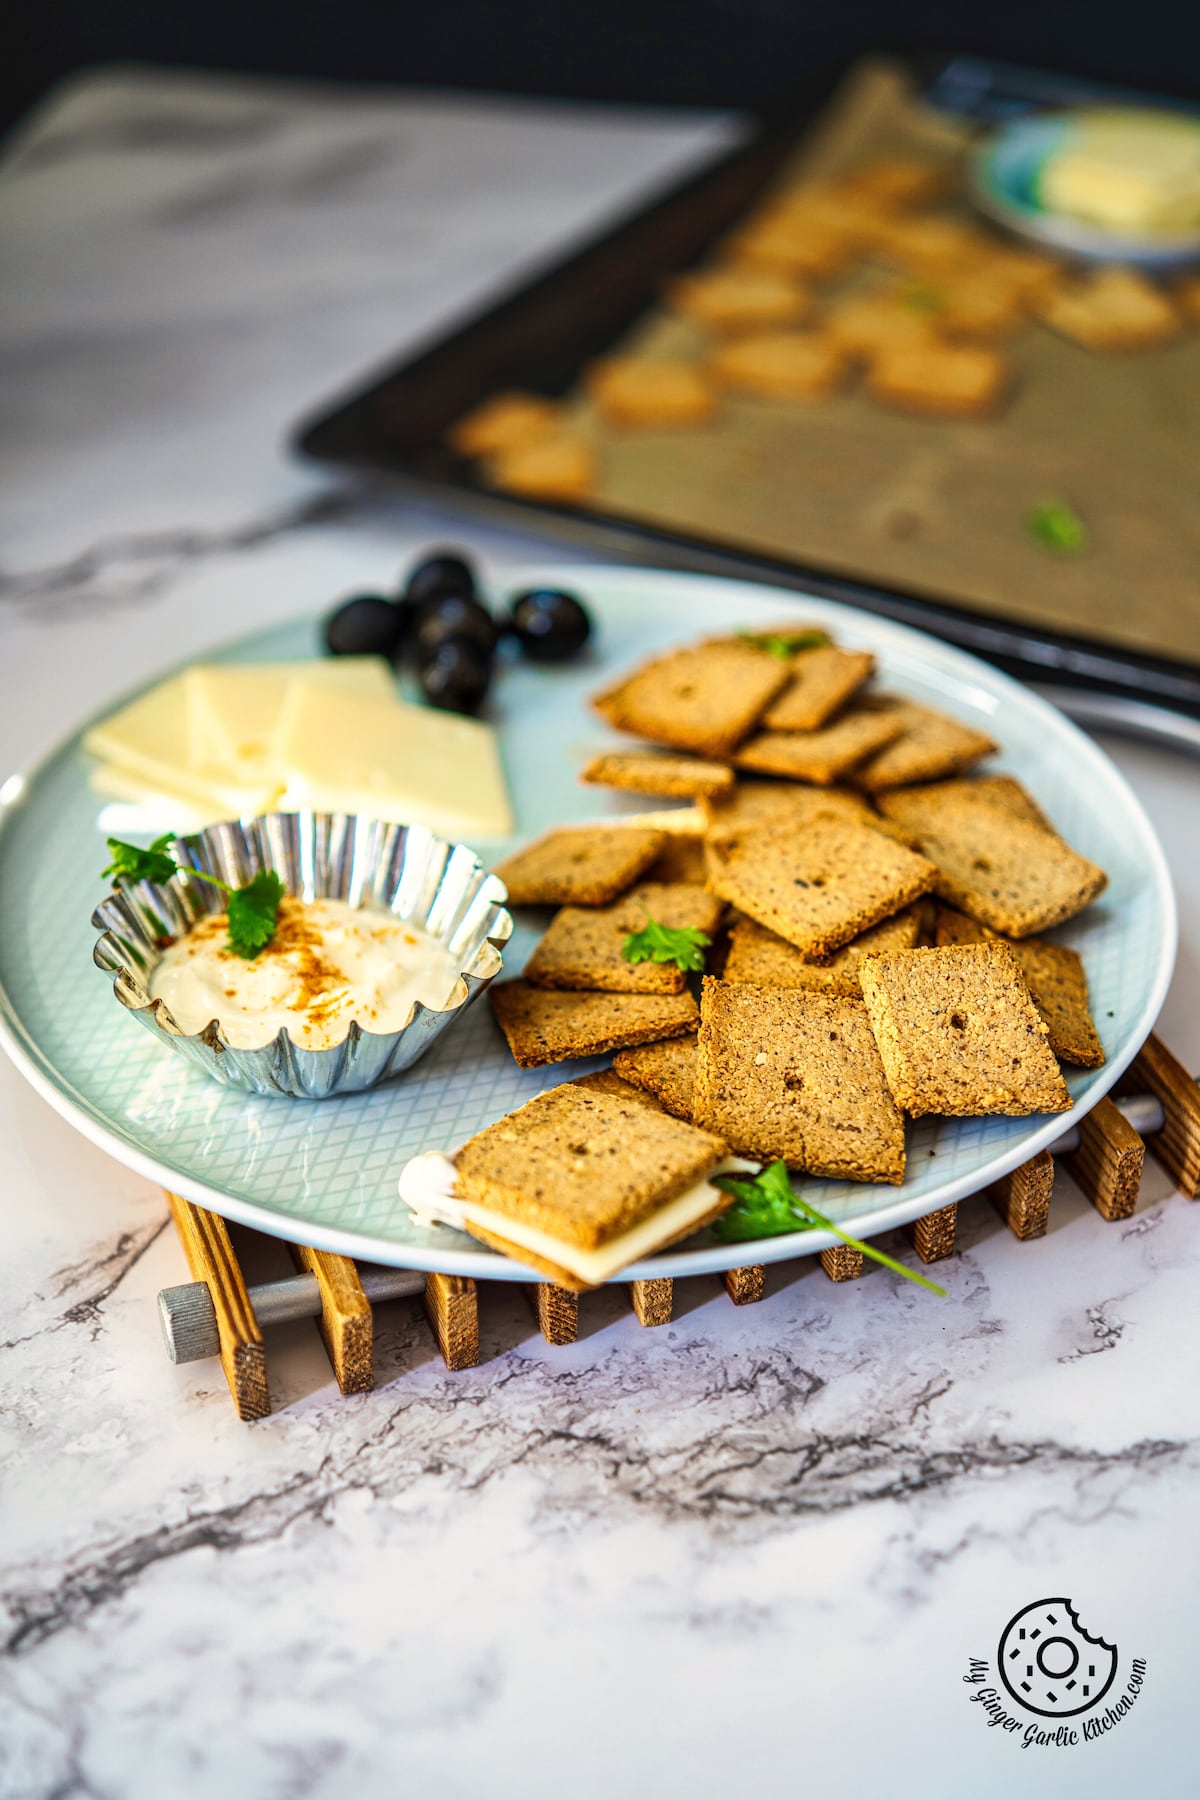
455 1084 726 1249
734 708 903 784
494 826 666 907
523 883 725 995
853 697 998 791
581 750 734 799
701 780 879 838
761 645 876 732
724 905 925 996
877 783 1106 937
693 978 906 1182
1040 268 1181 351
867 341 1009 418
858 942 1071 1116
934 907 1104 1068
613 1034 699 1121
586 358 717 426
705 817 937 958
592 640 790 759
665 268 809 333
489 981 698 1069
570 1068 663 1108
966 775 1055 833
709 331 849 399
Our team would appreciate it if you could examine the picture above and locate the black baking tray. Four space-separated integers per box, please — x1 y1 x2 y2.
294 54 1200 724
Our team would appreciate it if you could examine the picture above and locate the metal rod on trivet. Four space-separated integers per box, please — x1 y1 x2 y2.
159 1266 426 1364
1048 1092 1164 1156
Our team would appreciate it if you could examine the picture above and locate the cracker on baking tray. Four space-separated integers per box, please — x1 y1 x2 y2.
453 1084 729 1286
933 907 1104 1068
867 341 1010 418
489 981 699 1069
723 904 926 996
494 826 667 907
612 1034 699 1121
523 883 724 995
705 817 937 958
447 390 565 457
709 331 849 400
877 782 1106 937
586 358 717 426
592 639 790 759
692 978 906 1182
852 697 998 791
665 268 810 333
760 645 876 733
581 749 735 799
1040 267 1182 351
734 707 904 785
858 942 1072 1116
486 434 596 502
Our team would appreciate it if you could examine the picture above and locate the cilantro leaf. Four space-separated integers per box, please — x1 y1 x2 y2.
225 870 285 960
1026 499 1088 555
711 1159 945 1295
101 833 179 886
621 910 712 974
737 627 830 661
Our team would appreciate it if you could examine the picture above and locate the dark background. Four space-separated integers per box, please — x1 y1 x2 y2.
5 1 1200 138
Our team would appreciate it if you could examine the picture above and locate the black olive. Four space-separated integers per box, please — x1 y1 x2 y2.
419 640 492 713
324 593 405 658
508 588 592 663
402 550 477 610
413 594 498 660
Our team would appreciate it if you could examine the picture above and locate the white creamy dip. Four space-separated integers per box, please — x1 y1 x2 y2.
149 896 464 1050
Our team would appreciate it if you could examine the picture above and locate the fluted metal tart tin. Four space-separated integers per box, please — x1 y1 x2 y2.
91 811 512 1099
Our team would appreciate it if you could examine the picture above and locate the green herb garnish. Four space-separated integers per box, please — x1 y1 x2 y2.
738 627 830 661
101 834 284 960
1026 499 1089 555
899 283 943 314
711 1159 946 1295
621 909 712 975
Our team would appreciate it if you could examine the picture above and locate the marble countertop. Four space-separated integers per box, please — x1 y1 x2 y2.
1 68 1196 1800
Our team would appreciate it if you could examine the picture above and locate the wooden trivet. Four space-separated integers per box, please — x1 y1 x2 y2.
156 1031 1199 1420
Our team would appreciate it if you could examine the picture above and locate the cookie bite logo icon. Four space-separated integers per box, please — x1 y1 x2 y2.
963 1598 1147 1749
997 1598 1118 1718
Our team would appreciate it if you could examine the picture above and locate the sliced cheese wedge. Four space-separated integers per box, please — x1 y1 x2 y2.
274 681 514 842
83 675 282 817
184 658 395 784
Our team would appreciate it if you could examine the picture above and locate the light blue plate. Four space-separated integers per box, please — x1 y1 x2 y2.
968 111 1200 268
0 567 1177 1280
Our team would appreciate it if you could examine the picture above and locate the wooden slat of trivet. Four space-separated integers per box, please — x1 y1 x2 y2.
724 1266 765 1305
821 1244 864 1281
525 1282 579 1345
289 1243 374 1393
629 1277 673 1326
164 1192 269 1421
424 1271 479 1370
988 1151 1054 1241
905 1203 957 1264
1069 1096 1145 1221
1126 1033 1200 1199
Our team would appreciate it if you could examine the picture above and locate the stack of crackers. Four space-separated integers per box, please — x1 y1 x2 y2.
446 154 1198 502
437 623 1107 1288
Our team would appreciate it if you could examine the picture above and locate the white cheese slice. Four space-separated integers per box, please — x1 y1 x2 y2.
184 658 395 783
398 1150 750 1284
83 675 282 817
274 681 514 842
